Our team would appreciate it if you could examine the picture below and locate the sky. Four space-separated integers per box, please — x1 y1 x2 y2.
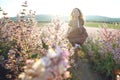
0 0 120 18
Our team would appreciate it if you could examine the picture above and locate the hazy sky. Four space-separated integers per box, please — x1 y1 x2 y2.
0 0 120 18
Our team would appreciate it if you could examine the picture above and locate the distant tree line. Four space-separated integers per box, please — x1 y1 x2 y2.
5 15 120 23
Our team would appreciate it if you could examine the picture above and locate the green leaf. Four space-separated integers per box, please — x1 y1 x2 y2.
31 53 38 58
41 39 48 50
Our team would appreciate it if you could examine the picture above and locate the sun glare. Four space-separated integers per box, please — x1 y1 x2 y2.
27 0 74 16
0 0 120 18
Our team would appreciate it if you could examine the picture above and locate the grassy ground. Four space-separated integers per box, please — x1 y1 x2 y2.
68 49 103 80
85 22 120 29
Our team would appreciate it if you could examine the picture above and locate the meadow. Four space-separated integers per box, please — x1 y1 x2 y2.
38 21 120 29
85 22 120 29
0 1 120 80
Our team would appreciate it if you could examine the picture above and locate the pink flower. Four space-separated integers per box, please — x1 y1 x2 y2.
26 59 34 64
63 71 71 79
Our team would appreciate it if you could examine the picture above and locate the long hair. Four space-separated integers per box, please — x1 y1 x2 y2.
70 8 84 25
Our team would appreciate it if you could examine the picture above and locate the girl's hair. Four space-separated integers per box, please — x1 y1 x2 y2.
71 8 84 25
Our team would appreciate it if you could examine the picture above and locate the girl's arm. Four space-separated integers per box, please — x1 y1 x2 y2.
68 20 72 26
67 20 72 33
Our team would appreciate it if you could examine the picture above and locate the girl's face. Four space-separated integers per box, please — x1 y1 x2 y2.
72 8 80 17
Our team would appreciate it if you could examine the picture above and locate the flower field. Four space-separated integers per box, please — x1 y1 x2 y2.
0 1 120 80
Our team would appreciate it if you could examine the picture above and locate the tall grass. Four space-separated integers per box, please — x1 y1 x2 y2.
82 26 120 80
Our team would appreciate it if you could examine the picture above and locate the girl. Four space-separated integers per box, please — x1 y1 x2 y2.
67 8 88 64
67 8 88 48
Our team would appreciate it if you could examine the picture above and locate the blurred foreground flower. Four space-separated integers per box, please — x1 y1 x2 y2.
19 45 71 80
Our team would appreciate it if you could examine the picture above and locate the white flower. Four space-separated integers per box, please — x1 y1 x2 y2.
32 59 43 70
40 57 51 67
55 45 63 56
47 48 57 58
